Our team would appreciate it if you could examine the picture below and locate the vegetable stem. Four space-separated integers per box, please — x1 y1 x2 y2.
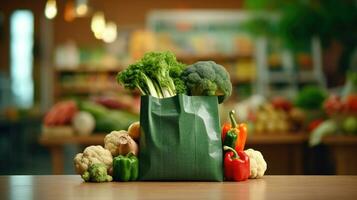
223 146 240 159
229 110 238 128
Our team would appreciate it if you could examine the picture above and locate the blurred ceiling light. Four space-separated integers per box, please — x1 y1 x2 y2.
64 0 76 22
91 11 106 39
44 0 57 19
75 0 89 17
102 21 117 43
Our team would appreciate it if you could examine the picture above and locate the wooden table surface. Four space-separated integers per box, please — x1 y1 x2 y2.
1 175 357 200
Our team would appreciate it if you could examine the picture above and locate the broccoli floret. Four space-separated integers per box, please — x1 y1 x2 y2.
181 61 232 103
169 59 187 94
173 77 187 94
82 163 112 182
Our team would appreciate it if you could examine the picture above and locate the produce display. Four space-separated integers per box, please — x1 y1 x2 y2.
72 111 95 135
43 100 78 126
42 100 139 136
234 95 307 134
254 103 291 133
73 51 267 183
79 101 139 133
309 73 357 146
309 93 357 146
43 100 79 136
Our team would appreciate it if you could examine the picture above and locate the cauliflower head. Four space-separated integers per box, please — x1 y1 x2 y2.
104 130 138 156
244 148 267 179
73 145 113 175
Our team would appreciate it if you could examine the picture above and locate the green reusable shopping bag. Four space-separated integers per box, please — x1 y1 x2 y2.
139 94 223 181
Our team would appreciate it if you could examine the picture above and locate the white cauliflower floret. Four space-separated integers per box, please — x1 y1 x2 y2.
104 130 138 156
73 145 113 175
244 148 267 179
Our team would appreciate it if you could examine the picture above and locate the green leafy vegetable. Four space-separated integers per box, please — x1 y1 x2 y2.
294 86 327 110
117 51 186 98
181 61 232 103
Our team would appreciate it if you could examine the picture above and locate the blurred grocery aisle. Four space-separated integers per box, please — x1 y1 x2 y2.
0 0 356 175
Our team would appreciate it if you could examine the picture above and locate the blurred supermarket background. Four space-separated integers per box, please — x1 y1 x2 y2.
0 0 356 175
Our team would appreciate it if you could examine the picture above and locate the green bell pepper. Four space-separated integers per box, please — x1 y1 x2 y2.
223 129 238 149
113 152 139 181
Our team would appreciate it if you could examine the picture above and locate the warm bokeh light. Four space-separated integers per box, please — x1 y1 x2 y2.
76 4 88 17
91 11 106 39
44 0 57 19
102 21 117 43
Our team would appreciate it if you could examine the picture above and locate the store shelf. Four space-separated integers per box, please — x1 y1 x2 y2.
322 135 357 145
53 65 127 101
60 86 122 94
268 71 295 83
55 66 122 73
247 133 308 145
39 134 106 146
231 78 254 84
177 53 253 63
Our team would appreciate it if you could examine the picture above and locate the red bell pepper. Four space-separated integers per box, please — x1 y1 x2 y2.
223 146 250 181
221 110 248 151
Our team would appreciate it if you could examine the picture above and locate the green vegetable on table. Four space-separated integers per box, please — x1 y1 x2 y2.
81 163 113 182
113 152 139 182
181 61 232 103
116 51 186 98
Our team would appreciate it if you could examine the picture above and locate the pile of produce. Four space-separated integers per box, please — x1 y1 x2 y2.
234 95 307 134
43 100 138 136
309 93 357 146
74 121 140 182
309 73 357 146
74 112 267 182
73 51 267 182
232 85 333 135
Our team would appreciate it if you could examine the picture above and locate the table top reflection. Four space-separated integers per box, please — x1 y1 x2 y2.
0 175 356 200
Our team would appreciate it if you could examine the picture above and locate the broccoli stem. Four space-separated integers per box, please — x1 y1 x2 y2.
161 88 173 98
140 73 161 98
152 80 164 98
136 85 147 95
